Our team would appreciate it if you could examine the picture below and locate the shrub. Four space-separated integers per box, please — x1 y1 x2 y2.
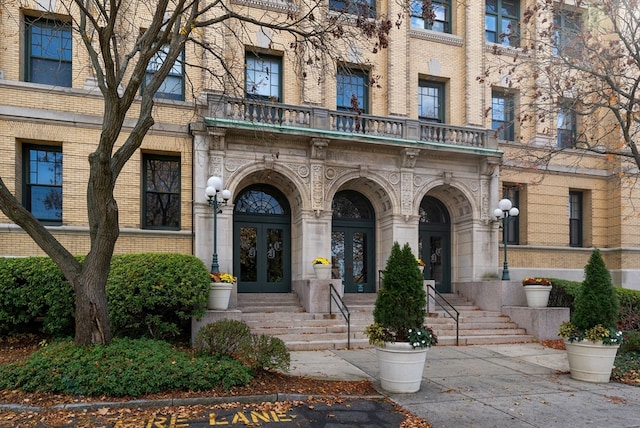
0 338 252 396
547 278 580 310
107 253 210 340
194 319 252 358
194 319 290 372
620 331 640 353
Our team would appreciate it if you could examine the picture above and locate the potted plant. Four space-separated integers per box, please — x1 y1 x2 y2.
312 257 331 280
365 242 437 393
416 258 426 274
522 277 552 308
557 249 624 383
208 272 235 310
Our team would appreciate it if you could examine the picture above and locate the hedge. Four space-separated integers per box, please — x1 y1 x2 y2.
0 253 210 340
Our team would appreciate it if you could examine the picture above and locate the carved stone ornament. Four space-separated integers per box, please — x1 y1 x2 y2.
402 148 419 168
311 139 329 160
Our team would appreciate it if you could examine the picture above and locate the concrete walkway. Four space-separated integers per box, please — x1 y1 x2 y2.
289 343 640 428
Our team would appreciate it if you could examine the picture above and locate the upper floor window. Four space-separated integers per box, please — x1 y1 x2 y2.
337 68 369 114
144 46 185 101
23 144 62 224
503 185 519 245
418 80 445 123
25 16 72 87
411 0 451 33
492 90 515 141
485 0 519 47
569 191 583 247
143 154 181 229
553 8 582 56
557 102 577 148
245 52 282 102
329 0 375 18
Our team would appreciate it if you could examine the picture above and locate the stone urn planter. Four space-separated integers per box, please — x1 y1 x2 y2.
208 283 233 310
565 340 620 383
312 258 331 280
376 342 428 393
523 285 551 308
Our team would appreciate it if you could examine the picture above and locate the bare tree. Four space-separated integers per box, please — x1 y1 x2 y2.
481 0 640 177
0 0 432 345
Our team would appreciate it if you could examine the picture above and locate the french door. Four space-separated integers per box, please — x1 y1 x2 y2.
331 226 375 293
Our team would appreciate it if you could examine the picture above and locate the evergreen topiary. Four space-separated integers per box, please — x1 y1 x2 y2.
572 249 619 331
366 242 436 347
558 248 623 345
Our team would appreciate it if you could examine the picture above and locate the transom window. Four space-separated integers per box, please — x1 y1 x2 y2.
25 16 72 87
144 46 185 101
411 0 451 33
142 154 181 229
234 186 289 215
336 68 369 113
418 80 445 123
492 90 515 141
23 144 63 224
245 52 282 102
332 190 374 219
485 0 519 47
329 0 375 18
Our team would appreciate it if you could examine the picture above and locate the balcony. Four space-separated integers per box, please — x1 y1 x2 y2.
203 93 498 152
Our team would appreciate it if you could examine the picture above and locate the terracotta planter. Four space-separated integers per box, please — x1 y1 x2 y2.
376 342 428 393
208 282 233 310
565 339 620 383
523 285 551 308
313 264 331 280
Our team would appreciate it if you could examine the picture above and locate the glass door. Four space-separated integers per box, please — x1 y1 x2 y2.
331 226 375 293
419 231 450 293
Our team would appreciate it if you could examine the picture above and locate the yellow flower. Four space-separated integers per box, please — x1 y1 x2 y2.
312 257 330 265
210 272 235 284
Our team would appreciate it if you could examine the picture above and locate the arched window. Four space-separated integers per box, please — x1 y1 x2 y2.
234 185 289 215
419 196 449 224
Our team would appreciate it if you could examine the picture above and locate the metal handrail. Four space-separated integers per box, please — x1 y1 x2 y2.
329 283 351 349
426 283 460 346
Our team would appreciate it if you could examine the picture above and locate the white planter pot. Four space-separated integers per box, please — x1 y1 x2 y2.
565 339 620 383
376 342 428 393
313 264 331 280
523 285 551 308
208 283 233 310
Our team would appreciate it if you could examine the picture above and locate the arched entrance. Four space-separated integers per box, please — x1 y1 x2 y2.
419 196 451 293
233 185 291 292
331 190 376 293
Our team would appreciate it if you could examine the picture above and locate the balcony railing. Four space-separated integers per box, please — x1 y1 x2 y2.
206 93 496 150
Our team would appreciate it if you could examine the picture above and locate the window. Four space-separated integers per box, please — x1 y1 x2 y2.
336 68 369 113
553 9 582 56
245 52 282 102
418 80 445 123
25 16 72 87
557 102 576 148
485 0 519 47
569 191 582 247
143 46 185 100
23 144 62 224
503 185 519 245
411 0 451 33
329 0 375 18
143 154 180 229
492 91 515 141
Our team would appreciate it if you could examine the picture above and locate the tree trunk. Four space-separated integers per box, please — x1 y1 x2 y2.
73 267 112 345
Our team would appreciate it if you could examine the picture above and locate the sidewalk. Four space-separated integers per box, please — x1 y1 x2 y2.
289 343 640 428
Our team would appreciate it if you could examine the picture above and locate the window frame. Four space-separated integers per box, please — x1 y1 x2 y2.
485 0 520 47
410 0 451 33
418 80 445 123
329 0 376 19
336 67 369 114
142 153 181 230
23 143 63 225
245 52 283 102
503 185 519 245
569 191 583 247
143 45 185 101
24 15 72 87
553 8 582 57
491 90 515 141
557 101 577 148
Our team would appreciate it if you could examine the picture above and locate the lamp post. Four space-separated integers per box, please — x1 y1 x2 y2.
493 198 519 280
205 176 232 273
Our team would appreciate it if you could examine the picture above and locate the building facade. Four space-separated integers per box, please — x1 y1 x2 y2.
1 0 638 295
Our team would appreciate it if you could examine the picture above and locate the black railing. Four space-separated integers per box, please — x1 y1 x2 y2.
426 283 459 346
329 283 351 349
